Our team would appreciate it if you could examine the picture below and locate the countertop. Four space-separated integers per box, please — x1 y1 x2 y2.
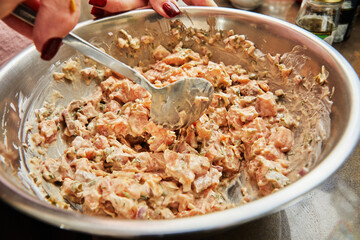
0 1 359 239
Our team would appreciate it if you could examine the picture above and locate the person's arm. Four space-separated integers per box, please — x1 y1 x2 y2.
1 0 81 60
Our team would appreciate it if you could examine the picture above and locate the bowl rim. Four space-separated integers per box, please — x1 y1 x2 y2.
0 6 360 237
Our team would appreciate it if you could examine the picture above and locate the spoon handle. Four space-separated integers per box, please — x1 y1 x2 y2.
11 4 156 94
63 33 156 93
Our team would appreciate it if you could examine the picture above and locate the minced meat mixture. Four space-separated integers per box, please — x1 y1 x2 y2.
30 27 302 220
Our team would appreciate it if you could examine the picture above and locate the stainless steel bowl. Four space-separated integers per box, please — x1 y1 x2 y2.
229 0 264 10
0 7 359 237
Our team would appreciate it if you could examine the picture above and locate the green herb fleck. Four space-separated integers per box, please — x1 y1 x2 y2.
139 195 149 201
123 191 131 198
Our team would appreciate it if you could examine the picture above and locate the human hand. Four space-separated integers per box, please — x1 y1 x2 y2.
1 0 217 61
1 0 80 60
88 0 217 19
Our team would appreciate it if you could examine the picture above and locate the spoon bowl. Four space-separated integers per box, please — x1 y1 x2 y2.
150 77 214 129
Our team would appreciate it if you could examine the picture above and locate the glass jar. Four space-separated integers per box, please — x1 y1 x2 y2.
334 0 360 43
295 0 343 44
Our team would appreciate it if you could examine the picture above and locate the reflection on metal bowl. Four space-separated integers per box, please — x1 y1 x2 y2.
229 0 264 10
0 7 359 237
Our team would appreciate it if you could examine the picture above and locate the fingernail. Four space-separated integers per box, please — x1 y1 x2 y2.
89 0 107 7
163 1 180 18
91 6 105 18
41 38 62 61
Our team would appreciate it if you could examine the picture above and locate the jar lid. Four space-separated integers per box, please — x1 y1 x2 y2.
312 0 343 3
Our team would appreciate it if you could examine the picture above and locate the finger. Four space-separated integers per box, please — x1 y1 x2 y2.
90 6 107 18
182 0 217 6
149 0 181 18
89 0 148 13
33 0 80 60
0 0 24 19
90 6 119 19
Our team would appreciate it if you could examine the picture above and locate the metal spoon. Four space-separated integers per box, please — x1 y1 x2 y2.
12 4 213 130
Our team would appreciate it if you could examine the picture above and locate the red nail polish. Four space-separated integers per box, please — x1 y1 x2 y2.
91 7 105 18
89 0 107 7
163 1 180 18
41 38 62 61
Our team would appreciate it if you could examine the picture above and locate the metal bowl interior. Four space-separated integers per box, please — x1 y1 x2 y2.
0 7 359 237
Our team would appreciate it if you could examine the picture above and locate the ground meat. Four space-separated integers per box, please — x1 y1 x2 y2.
32 28 303 220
